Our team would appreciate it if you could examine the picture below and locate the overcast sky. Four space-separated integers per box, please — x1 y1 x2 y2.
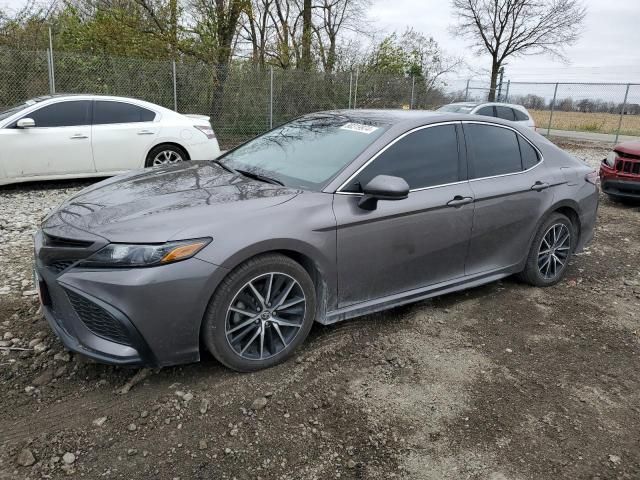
1 0 638 84
369 0 640 84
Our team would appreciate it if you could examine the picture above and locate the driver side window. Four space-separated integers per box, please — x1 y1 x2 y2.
18 100 91 128
342 124 461 192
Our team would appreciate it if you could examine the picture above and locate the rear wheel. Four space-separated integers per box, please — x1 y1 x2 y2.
202 254 316 372
145 144 189 167
519 213 575 287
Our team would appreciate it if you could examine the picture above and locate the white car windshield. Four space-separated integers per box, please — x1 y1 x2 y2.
220 113 389 190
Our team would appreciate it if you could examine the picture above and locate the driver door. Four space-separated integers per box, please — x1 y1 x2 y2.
333 123 475 307
1 99 95 179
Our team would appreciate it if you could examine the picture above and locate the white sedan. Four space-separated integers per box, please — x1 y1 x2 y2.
437 102 536 130
0 94 221 186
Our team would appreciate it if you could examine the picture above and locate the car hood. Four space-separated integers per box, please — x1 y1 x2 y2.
41 161 300 243
616 141 640 156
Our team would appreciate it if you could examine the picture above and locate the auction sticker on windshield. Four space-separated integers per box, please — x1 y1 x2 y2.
340 123 379 134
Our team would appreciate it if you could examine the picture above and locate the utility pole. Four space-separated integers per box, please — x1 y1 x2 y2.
496 67 504 102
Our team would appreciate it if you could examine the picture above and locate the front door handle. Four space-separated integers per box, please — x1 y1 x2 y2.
531 181 550 192
447 195 474 207
137 130 155 135
69 134 88 139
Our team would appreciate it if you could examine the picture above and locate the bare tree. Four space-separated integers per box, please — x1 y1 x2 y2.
451 0 586 100
300 0 312 70
312 0 370 73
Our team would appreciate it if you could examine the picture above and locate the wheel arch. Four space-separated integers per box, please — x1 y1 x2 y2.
200 240 335 333
525 199 582 260
146 141 191 166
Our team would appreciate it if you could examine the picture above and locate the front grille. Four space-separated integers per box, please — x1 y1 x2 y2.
49 260 75 274
44 233 94 249
615 158 640 176
66 290 132 345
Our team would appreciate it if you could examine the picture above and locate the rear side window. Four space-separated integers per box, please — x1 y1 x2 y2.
344 124 460 191
476 106 495 117
25 100 91 127
93 101 156 124
465 124 522 178
518 136 540 169
495 106 515 121
513 109 530 121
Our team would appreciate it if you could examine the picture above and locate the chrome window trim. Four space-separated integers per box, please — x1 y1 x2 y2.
335 121 460 195
462 120 544 181
334 119 544 196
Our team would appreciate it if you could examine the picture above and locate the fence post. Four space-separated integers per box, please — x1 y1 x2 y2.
353 68 359 109
464 79 470 101
547 82 559 136
410 75 415 109
269 66 274 129
504 80 510 103
47 27 55 94
172 60 177 112
348 71 353 109
615 84 631 144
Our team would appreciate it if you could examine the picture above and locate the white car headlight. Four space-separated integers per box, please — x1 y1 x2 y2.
604 151 617 168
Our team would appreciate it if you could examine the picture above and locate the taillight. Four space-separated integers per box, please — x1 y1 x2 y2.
585 170 598 185
194 124 216 139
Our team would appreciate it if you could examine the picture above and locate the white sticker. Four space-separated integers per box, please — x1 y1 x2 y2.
340 122 379 134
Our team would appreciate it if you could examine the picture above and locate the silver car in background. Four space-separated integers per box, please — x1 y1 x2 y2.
34 110 598 372
438 102 536 129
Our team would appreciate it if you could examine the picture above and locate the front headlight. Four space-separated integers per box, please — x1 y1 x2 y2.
79 238 211 268
604 151 617 168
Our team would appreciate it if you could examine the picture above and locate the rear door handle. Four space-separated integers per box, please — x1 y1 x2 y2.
69 134 88 140
447 195 474 207
137 130 155 135
531 181 550 192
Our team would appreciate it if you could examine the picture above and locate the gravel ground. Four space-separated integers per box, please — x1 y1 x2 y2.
1 141 639 480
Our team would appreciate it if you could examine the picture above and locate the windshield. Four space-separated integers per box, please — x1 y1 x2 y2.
0 103 30 122
219 113 389 190
438 104 475 113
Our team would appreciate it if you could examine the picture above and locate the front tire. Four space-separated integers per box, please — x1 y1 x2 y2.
519 213 575 287
202 254 316 372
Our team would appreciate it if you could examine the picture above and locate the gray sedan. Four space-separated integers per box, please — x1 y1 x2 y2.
34 110 599 371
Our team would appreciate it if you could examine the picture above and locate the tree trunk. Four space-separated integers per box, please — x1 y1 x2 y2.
300 0 312 70
488 57 500 102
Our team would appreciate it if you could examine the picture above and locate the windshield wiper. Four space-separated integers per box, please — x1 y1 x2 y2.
234 169 284 186
211 159 239 175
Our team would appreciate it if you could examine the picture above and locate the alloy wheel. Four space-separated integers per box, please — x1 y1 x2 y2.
225 272 306 360
152 150 184 166
537 223 571 280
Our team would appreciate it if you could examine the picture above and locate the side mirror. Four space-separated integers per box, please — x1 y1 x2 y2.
358 174 410 210
17 118 35 129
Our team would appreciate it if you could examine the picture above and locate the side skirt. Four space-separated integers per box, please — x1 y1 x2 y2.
320 267 519 325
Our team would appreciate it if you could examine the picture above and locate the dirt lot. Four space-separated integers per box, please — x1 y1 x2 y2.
1 141 639 480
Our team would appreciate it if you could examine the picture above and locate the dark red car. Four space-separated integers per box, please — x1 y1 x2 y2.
599 141 640 200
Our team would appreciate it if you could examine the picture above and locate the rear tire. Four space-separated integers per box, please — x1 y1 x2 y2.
519 213 575 287
145 144 189 167
202 254 316 372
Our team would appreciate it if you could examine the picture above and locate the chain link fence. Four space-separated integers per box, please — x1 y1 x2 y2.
1 46 639 148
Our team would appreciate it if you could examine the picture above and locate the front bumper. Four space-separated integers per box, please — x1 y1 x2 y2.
34 229 228 367
601 178 640 199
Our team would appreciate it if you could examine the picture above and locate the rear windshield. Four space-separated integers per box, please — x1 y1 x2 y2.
438 104 475 114
220 114 389 190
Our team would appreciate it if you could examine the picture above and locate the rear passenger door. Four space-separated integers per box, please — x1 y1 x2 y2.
462 122 556 275
91 100 159 172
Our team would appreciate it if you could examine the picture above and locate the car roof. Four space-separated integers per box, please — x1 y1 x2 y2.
18 94 176 114
308 109 527 131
